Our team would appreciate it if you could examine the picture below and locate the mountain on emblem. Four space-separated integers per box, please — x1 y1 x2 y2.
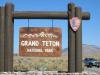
70 17 81 31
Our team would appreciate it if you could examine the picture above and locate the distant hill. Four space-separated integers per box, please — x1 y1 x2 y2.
62 48 68 56
82 44 100 55
14 44 100 58
62 44 100 58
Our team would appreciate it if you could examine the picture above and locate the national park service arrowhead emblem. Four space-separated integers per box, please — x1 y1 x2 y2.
70 17 81 31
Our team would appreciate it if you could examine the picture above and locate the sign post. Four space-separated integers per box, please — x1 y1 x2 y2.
0 7 5 72
4 3 14 71
75 7 82 72
68 3 76 72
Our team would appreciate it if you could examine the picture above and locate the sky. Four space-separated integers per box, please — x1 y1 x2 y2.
0 0 100 53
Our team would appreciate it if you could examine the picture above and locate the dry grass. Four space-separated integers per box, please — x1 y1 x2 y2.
13 54 100 72
13 55 68 71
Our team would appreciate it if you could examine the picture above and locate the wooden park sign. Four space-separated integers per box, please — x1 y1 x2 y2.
19 27 62 57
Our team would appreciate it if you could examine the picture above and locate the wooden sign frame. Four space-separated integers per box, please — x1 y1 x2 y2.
0 3 90 72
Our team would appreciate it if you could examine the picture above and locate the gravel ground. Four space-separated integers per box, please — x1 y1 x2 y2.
0 72 87 75
0 68 100 75
83 67 100 75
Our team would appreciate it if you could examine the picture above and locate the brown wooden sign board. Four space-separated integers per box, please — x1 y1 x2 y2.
19 27 62 57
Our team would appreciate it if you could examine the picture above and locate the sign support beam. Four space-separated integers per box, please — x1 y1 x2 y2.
75 7 82 72
5 3 14 72
0 7 5 72
68 3 76 72
13 11 90 20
